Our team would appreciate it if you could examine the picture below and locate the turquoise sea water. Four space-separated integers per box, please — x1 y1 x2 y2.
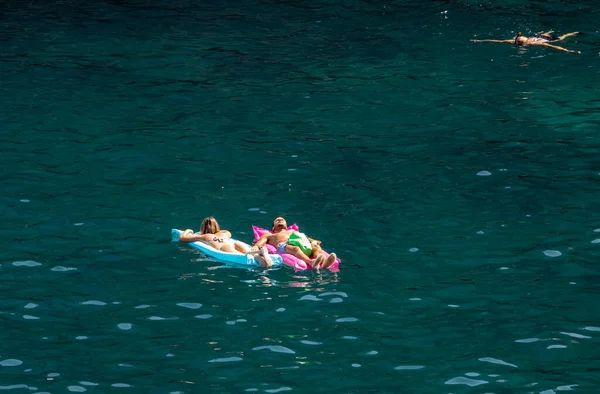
2 0 600 392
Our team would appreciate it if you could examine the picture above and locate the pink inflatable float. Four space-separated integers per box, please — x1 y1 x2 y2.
252 224 340 271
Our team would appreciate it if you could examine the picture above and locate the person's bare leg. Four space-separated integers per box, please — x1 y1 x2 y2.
310 244 326 269
536 30 554 36
220 243 242 254
309 254 324 269
321 253 337 269
556 32 579 40
258 247 273 268
234 241 256 254
284 244 315 265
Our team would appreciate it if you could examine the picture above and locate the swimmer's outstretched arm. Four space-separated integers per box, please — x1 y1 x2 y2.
539 42 581 54
470 39 513 43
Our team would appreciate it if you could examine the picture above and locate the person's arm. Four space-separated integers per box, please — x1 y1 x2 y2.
470 39 513 43
179 229 212 243
306 236 321 245
251 234 269 251
540 43 580 53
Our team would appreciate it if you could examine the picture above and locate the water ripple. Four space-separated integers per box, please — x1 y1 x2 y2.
445 376 488 386
12 260 42 267
0 359 23 367
298 295 321 301
478 357 518 368
394 365 425 371
80 300 106 306
208 357 243 363
176 302 202 309
253 346 295 354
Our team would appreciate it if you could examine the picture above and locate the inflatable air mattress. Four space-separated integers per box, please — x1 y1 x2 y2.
252 224 340 271
171 229 282 268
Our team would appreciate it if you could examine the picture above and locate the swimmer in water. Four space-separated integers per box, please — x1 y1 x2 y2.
471 31 581 54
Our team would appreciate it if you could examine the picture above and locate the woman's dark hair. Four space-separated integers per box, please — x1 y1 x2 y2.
513 31 522 45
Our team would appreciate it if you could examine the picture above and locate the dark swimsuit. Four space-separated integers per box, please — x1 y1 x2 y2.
533 34 559 42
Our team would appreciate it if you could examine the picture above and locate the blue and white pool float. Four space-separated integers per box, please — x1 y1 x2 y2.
171 229 282 268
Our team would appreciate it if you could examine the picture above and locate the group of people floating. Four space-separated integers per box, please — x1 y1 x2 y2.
179 216 337 270
471 30 581 54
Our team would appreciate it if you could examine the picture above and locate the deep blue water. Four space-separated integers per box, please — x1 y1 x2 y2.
2 0 600 393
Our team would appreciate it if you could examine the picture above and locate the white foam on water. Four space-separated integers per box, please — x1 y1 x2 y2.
117 323 132 330
477 171 492 176
276 308 286 312
67 386 86 392
194 314 212 319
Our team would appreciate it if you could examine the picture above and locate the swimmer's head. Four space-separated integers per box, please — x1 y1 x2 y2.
200 216 220 234
514 32 526 46
272 217 287 231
